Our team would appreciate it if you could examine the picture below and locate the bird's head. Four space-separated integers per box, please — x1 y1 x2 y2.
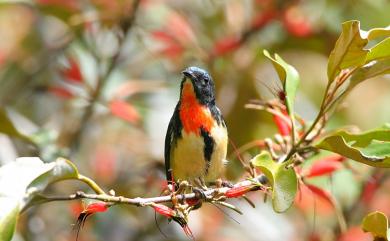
180 66 216 105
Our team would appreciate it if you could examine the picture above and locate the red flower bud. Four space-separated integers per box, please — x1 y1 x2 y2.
225 184 257 198
84 202 109 213
273 112 292 136
151 203 176 218
75 202 109 240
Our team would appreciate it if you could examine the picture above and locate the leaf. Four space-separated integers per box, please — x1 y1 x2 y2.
263 50 300 123
305 156 343 178
0 201 19 241
362 26 390 40
0 108 33 143
62 58 83 84
366 38 390 62
349 58 390 89
327 20 369 82
251 151 298 212
109 100 140 124
362 211 388 240
315 126 390 168
0 157 79 241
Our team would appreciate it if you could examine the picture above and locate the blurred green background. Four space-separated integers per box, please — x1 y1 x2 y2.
0 0 389 240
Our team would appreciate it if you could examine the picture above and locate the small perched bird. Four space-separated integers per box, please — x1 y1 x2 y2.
165 67 228 187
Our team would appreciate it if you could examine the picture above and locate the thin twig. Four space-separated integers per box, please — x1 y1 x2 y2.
28 177 266 210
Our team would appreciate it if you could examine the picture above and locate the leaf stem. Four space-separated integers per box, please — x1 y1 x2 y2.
77 174 106 195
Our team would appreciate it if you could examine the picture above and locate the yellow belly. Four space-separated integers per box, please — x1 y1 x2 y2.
171 124 228 183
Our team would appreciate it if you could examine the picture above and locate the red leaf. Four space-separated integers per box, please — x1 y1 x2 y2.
211 37 241 57
167 13 195 44
338 226 372 241
282 6 313 38
62 58 83 84
152 31 176 44
305 155 344 178
250 10 277 29
160 44 184 58
48 86 74 99
225 184 258 198
272 113 291 136
151 31 184 58
361 172 382 204
305 183 334 205
151 203 175 218
109 100 140 124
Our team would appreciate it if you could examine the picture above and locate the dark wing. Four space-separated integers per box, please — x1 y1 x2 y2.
164 103 182 184
210 105 226 128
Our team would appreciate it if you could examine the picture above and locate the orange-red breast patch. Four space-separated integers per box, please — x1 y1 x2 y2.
180 81 213 135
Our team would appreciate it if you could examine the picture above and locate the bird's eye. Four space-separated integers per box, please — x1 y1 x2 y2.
202 77 209 86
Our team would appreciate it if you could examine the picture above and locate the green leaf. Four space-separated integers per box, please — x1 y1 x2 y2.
0 108 33 143
0 201 19 241
362 26 390 40
263 50 300 125
366 38 390 62
327 20 369 82
315 126 390 168
349 58 390 89
362 211 388 240
251 151 298 212
0 157 79 240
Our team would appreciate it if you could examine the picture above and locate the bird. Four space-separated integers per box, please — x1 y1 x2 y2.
164 66 228 189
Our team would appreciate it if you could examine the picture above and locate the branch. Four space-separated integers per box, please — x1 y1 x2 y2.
37 176 266 208
69 0 141 152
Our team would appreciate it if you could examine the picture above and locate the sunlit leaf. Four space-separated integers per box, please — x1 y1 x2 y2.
251 151 297 212
0 108 33 143
362 211 388 240
0 201 19 241
362 26 390 40
0 157 79 241
349 58 390 90
366 38 390 62
315 126 390 168
0 157 79 210
327 20 369 82
263 50 300 128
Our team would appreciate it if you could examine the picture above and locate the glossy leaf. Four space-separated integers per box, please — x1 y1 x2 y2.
0 157 79 241
251 151 298 212
366 37 390 63
349 58 390 89
263 50 300 126
315 126 390 168
362 211 388 240
327 20 368 82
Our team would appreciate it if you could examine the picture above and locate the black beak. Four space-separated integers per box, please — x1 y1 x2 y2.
182 69 195 79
